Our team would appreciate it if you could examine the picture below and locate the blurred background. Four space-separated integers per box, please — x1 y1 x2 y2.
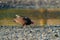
0 0 60 26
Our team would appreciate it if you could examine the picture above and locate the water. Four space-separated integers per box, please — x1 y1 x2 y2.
0 26 60 40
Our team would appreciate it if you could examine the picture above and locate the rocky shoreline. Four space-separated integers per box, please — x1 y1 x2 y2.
0 26 60 40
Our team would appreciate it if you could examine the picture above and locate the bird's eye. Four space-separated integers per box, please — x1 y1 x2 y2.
25 17 28 18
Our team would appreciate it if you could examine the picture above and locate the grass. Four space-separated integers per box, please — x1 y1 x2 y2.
0 8 60 26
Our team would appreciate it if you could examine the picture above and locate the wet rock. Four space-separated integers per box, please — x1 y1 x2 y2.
55 34 59 37
44 39 48 40
1 26 3 28
30 31 32 33
0 26 60 40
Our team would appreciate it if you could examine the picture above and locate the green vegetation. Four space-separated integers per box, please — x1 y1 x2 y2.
0 8 60 26
0 9 41 19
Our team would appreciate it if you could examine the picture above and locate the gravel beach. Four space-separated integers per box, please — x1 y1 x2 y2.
0 26 60 40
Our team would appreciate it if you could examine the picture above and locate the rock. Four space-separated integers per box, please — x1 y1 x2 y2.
0 26 60 40
30 31 32 33
55 34 59 37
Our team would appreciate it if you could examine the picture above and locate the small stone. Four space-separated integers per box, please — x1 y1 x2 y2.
44 39 48 40
1 26 3 28
22 39 25 40
30 31 32 33
55 34 59 37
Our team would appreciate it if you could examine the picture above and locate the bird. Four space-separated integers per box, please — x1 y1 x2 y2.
13 15 34 27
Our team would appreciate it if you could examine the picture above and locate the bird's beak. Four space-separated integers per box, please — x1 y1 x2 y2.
16 15 20 18
16 15 22 18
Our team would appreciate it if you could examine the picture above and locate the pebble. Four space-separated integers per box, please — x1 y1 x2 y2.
0 26 60 40
55 34 59 37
